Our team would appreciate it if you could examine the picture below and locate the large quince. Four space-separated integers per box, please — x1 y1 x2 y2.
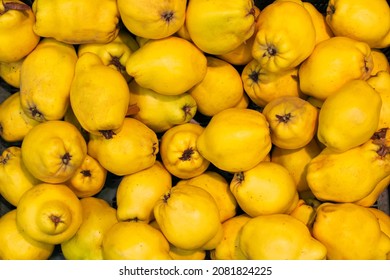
252 0 316 73
307 128 390 203
0 0 40 63
87 117 159 176
32 0 119 44
20 38 78 122
126 36 207 95
312 202 390 259
238 214 327 260
299 36 373 101
197 108 272 173
317 80 381 152
185 0 256 55
117 0 186 40
21 120 87 184
70 52 130 138
326 0 390 48
154 184 222 251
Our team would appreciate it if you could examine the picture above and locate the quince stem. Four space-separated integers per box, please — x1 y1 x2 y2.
371 128 390 158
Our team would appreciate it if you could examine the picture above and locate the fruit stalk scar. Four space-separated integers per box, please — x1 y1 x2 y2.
372 128 390 158
0 0 30 15
179 147 195 161
276 113 292 123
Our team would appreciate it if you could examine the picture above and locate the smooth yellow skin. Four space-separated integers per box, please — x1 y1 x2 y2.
16 183 83 245
367 208 390 238
0 92 40 142
326 0 390 48
159 123 209 179
70 52 130 136
117 0 186 39
0 210 54 260
307 132 390 203
313 203 390 260
189 56 244 117
299 36 373 101
317 80 381 152
128 80 197 133
263 96 319 149
210 214 251 260
20 38 78 122
239 214 327 260
271 139 322 192
126 36 207 95
66 154 108 198
367 70 390 130
252 1 316 73
116 161 172 223
216 6 261 66
0 146 40 207
154 184 222 251
302 2 334 45
185 0 256 55
0 0 40 63
230 161 299 217
197 108 272 173
177 171 237 222
355 175 390 207
32 0 119 44
102 221 172 260
241 59 304 107
0 58 23 88
21 120 87 184
61 197 118 260
87 118 159 176
370 49 390 75
78 30 139 82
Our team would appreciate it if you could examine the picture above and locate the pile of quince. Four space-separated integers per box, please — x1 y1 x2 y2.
0 0 390 260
